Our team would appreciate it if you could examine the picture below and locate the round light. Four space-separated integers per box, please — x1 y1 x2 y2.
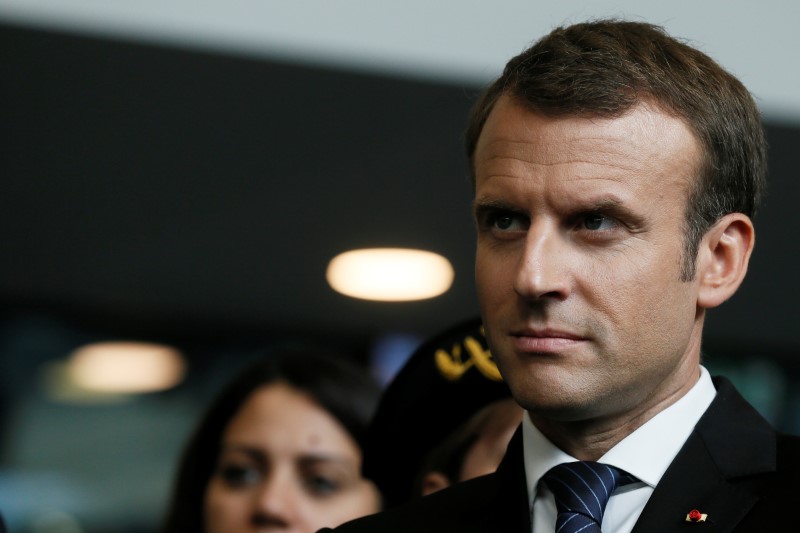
326 248 454 301
68 341 185 393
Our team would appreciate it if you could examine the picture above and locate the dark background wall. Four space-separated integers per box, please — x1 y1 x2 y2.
2 21 798 355
2 22 481 344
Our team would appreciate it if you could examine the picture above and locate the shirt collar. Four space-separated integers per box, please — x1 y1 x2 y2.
523 366 717 500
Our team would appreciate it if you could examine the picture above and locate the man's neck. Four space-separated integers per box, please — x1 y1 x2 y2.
528 366 702 461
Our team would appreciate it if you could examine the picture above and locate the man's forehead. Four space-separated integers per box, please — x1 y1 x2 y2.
475 95 701 182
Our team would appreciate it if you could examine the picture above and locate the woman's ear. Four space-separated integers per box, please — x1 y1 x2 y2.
696 213 755 309
420 471 452 497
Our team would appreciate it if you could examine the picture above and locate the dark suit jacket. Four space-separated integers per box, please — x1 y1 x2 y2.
326 376 800 532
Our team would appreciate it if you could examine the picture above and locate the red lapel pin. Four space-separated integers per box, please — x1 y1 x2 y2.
685 509 708 523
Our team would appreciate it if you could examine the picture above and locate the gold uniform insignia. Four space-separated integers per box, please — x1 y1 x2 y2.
434 327 502 382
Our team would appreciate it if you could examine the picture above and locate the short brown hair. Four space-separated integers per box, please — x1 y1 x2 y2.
465 19 766 279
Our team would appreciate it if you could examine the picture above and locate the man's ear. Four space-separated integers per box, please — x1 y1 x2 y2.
696 213 755 309
420 471 452 497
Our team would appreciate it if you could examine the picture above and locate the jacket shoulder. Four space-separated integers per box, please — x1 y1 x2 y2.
324 473 500 533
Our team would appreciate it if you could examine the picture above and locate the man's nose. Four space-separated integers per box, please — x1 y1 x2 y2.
513 221 571 301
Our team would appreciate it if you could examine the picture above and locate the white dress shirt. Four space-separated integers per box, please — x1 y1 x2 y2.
523 366 717 532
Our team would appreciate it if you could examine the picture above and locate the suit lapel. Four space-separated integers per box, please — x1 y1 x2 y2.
630 430 759 531
632 377 775 532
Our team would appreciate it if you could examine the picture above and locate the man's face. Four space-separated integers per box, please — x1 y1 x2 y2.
474 95 706 426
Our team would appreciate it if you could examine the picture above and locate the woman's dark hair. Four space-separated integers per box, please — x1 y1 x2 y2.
160 348 380 533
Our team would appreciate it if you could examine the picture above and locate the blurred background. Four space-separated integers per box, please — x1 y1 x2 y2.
1 1 799 531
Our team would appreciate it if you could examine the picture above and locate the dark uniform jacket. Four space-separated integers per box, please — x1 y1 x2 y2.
324 377 800 532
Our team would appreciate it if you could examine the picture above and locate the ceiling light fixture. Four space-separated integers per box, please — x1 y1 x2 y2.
68 341 185 394
326 248 454 302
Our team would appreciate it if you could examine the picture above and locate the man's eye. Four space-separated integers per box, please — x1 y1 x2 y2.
582 213 617 231
494 215 514 230
487 212 525 231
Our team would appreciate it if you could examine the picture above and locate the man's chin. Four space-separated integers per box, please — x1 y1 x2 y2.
511 388 605 423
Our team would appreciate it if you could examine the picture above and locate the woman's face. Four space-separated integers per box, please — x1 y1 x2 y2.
204 382 380 533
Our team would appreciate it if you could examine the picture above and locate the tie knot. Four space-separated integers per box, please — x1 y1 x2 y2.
542 461 633 532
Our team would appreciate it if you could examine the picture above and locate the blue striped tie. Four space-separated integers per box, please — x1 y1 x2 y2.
542 461 634 533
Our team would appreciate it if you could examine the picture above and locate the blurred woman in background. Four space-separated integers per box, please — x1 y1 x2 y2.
362 317 521 508
161 348 382 533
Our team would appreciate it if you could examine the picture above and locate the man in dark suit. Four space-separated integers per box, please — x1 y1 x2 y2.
325 19 800 532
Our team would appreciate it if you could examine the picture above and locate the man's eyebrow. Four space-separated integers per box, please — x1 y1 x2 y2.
472 198 521 214
581 198 631 213
472 197 647 226
580 198 647 227
581 198 627 212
